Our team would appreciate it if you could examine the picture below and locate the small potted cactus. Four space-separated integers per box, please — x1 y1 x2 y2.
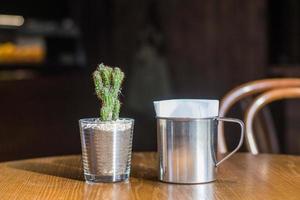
79 63 134 183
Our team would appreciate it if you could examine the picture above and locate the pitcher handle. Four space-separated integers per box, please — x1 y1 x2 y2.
215 117 244 167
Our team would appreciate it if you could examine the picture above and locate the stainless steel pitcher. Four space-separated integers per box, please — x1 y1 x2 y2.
155 100 244 184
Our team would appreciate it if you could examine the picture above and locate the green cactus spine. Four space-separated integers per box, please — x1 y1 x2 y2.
93 63 125 121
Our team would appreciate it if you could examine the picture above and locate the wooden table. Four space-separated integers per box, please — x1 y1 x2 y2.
0 152 299 200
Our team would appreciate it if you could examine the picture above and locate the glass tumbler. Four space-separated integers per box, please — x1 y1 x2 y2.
79 118 134 183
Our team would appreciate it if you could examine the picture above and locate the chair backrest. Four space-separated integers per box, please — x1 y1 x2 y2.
219 78 300 153
245 87 300 154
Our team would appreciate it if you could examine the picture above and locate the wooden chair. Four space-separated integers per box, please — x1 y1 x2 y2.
245 87 300 154
219 78 300 154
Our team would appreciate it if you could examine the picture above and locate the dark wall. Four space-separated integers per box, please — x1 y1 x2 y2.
269 0 300 64
79 0 267 96
0 0 69 19
0 70 96 161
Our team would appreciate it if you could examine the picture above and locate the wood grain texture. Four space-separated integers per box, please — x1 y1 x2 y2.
0 152 299 200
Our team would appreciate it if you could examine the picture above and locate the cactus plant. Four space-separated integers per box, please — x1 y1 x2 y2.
93 63 125 121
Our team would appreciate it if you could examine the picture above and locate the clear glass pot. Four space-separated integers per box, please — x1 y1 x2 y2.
79 118 134 183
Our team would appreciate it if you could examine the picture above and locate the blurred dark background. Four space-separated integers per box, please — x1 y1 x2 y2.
0 0 300 161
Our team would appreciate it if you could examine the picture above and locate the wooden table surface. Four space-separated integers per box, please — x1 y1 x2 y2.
0 152 299 200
